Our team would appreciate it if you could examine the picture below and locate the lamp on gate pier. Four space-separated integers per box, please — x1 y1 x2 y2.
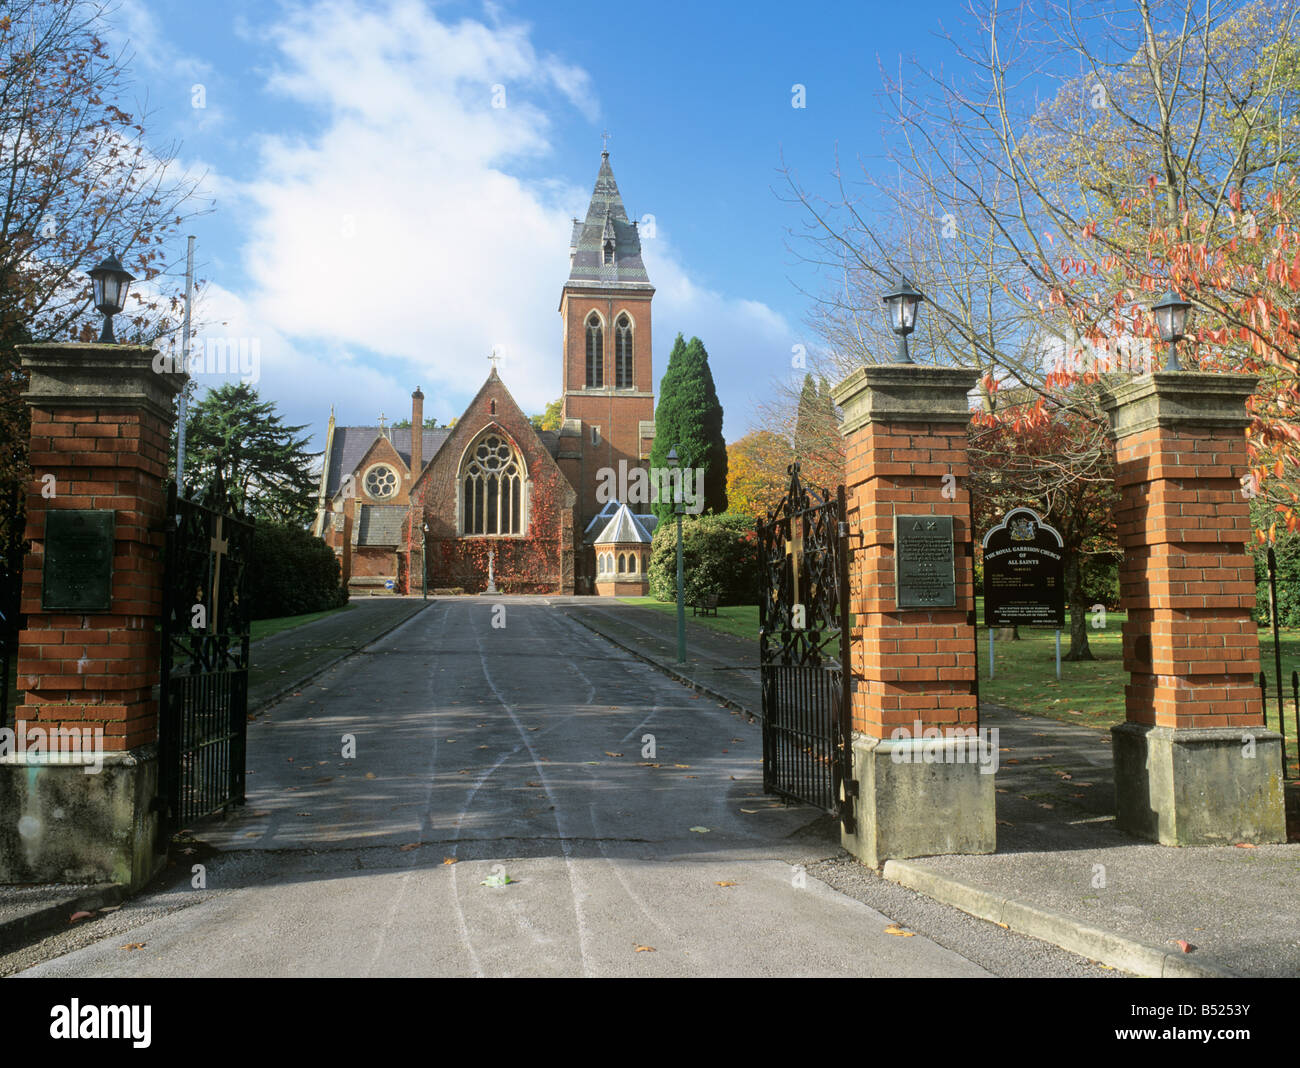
89 254 134 344
882 276 925 364
1152 289 1192 372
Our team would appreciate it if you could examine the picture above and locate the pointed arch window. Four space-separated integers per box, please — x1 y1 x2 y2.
460 430 525 536
615 314 633 388
586 313 604 388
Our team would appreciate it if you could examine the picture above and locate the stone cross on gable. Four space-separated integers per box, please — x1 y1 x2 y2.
488 349 501 371
602 130 611 153
377 412 388 437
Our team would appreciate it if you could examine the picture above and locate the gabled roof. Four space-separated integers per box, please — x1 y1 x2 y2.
324 426 449 498
593 502 654 545
566 152 653 291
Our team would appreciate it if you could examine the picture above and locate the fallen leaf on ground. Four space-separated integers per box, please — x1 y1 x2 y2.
365 772 375 780
995 922 1009 930
605 752 623 758
996 819 1014 827
243 832 259 838
481 872 514 887
399 843 420 852
689 826 710 833
249 811 270 817
674 764 691 769
715 881 738 887
1234 842 1257 848
119 943 146 951
1176 939 1194 953
525 781 541 787
884 925 915 938
637 762 660 768
634 944 656 952
69 911 93 924
442 857 457 865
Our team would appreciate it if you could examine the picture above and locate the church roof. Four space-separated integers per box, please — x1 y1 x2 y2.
566 152 653 291
324 426 449 498
592 502 654 545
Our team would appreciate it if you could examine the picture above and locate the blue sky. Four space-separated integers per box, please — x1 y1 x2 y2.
109 0 986 450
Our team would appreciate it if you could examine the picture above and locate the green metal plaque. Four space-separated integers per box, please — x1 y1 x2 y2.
42 510 115 611
894 514 956 609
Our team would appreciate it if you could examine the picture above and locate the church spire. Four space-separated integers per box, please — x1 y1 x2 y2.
566 149 652 289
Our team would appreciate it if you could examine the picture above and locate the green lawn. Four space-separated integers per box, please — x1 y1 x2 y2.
618 596 759 642
249 603 353 642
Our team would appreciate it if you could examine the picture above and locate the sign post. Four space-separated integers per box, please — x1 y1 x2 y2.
981 507 1065 681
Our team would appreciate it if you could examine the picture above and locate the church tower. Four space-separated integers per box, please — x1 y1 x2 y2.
558 150 656 541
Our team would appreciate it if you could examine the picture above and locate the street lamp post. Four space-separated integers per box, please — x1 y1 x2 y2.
882 277 925 364
89 254 134 344
1152 289 1193 371
668 444 690 664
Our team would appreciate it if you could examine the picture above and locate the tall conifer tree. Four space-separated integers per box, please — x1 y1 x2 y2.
649 334 728 522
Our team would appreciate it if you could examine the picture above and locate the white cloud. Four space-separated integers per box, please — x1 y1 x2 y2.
204 0 788 440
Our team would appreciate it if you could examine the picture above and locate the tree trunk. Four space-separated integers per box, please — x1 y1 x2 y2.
1062 548 1095 661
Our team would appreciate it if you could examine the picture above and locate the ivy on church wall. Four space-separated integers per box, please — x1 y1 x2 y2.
432 461 568 593
412 377 576 594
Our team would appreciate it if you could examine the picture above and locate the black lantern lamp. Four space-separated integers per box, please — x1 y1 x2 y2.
89 254 134 344
1152 289 1192 372
882 277 925 364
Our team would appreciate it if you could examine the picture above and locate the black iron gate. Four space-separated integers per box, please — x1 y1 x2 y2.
0 485 25 730
157 479 253 831
758 463 855 831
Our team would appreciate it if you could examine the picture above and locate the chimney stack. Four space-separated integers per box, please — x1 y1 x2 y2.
410 387 424 478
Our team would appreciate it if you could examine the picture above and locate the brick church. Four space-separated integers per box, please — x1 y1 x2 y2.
312 150 659 595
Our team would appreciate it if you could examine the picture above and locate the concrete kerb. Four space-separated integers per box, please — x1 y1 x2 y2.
883 859 1238 978
564 610 754 719
250 599 432 714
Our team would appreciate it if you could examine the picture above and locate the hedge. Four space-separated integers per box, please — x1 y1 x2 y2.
244 522 348 620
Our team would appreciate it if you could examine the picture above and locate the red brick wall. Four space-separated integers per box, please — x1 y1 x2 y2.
18 405 173 751
844 420 977 738
350 548 396 578
560 289 655 524
1114 425 1262 728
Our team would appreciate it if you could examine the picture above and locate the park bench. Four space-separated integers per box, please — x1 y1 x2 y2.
693 592 720 616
